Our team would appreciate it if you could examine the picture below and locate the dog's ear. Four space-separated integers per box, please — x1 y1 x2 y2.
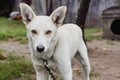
50 6 67 27
19 3 36 25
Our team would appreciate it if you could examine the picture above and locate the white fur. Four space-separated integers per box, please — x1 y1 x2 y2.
20 3 91 80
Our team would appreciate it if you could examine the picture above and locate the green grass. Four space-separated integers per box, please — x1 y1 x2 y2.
85 28 103 41
0 54 35 80
90 70 101 80
0 17 27 43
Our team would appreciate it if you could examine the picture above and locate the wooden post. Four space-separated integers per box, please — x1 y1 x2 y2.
76 0 91 42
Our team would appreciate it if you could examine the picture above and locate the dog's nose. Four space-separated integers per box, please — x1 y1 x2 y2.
36 45 45 52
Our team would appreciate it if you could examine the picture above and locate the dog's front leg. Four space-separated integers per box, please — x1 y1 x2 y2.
57 59 72 80
62 71 72 80
36 72 47 80
34 64 48 80
48 75 52 80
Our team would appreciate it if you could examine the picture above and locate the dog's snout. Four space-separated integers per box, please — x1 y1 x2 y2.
37 45 45 52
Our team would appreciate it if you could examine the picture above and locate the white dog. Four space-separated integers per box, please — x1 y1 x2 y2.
20 3 91 80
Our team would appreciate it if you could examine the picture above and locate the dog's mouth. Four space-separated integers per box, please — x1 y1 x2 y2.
34 52 52 60
33 42 56 59
33 47 54 60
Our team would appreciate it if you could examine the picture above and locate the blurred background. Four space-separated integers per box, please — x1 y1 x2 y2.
0 0 120 80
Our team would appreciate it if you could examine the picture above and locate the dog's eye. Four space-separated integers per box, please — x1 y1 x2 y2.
31 30 37 34
45 30 52 35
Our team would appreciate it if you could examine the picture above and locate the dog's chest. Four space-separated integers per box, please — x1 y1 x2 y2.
33 56 58 71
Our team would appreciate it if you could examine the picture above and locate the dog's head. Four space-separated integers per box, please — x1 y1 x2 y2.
20 3 66 54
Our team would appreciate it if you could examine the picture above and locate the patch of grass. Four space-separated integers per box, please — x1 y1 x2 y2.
90 70 101 80
15 37 28 44
18 74 35 80
0 17 27 43
0 54 35 80
85 28 102 41
106 40 114 45
0 48 5 53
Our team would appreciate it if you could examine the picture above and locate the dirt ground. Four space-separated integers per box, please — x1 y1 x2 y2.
0 39 120 80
